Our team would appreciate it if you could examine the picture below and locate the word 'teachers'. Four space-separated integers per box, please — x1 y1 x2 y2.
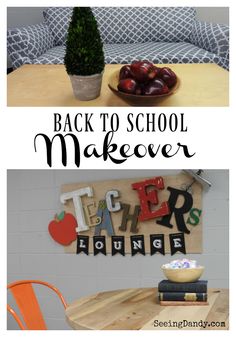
34 112 196 167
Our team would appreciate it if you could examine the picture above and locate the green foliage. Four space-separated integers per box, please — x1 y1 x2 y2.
64 7 105 76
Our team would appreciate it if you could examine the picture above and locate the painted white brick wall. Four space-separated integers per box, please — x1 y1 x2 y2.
7 170 229 330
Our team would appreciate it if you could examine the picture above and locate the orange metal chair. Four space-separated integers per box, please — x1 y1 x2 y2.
7 280 67 330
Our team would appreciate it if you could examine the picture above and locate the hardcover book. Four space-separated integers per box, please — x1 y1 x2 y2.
159 301 209 306
158 280 208 293
158 292 207 302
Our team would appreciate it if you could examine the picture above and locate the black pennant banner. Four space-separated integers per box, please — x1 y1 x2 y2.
169 232 186 255
76 235 89 255
150 234 165 255
111 236 125 256
77 234 187 256
130 235 145 256
93 236 106 255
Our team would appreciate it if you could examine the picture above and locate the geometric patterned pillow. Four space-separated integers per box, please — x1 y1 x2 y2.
7 22 54 69
92 7 160 44
43 7 73 46
26 23 54 58
92 7 196 44
154 7 196 42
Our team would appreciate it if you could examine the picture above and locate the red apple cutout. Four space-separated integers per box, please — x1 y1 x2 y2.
48 211 77 246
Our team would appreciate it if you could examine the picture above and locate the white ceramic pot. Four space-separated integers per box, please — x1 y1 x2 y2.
69 72 103 101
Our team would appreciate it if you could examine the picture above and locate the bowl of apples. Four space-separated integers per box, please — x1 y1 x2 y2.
108 60 180 105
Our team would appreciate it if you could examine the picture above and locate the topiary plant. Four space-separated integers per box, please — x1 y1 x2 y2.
64 7 105 76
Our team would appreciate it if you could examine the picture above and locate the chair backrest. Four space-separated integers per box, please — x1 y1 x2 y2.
7 280 67 330
7 304 26 330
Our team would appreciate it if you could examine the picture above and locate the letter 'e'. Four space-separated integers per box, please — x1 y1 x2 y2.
132 177 169 221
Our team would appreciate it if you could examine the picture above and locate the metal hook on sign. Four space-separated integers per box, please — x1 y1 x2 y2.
181 170 212 194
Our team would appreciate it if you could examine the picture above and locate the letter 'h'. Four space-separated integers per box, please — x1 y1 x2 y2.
119 204 140 233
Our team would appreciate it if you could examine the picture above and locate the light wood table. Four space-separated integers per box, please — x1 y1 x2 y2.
7 63 228 107
65 288 229 330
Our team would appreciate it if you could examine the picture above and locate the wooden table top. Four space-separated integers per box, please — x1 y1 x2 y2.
65 287 229 330
7 63 228 107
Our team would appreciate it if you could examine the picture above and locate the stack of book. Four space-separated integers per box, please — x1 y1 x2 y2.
158 280 208 306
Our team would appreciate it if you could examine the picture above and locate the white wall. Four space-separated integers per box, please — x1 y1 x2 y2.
7 169 229 330
196 7 229 24
7 7 45 28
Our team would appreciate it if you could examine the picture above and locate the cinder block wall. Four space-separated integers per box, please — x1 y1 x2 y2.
7 170 229 329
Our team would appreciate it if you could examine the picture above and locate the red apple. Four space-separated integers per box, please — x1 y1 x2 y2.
119 65 132 80
159 67 177 88
135 85 143 95
48 211 77 245
140 61 161 78
130 60 159 82
152 65 161 78
143 79 169 95
118 78 138 94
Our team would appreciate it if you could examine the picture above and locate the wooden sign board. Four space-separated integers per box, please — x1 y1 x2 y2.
61 173 202 254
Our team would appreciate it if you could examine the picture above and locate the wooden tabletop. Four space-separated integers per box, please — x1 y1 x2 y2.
7 63 228 107
65 287 229 330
